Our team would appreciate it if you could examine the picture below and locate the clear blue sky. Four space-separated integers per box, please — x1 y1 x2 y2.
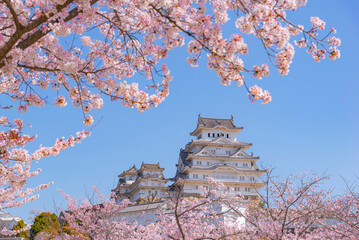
4 0 359 221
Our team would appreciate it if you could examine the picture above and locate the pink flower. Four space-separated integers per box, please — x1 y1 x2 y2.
83 115 94 126
310 17 326 30
55 96 67 107
0 117 9 126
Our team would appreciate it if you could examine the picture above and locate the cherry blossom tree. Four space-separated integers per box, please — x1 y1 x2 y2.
0 115 90 209
0 0 341 211
35 172 357 240
321 181 359 240
1 0 340 115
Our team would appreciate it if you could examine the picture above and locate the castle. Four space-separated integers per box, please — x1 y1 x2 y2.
112 115 266 204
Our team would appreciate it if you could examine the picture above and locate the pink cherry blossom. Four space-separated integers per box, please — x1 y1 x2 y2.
48 172 359 240
0 0 340 114
55 95 67 107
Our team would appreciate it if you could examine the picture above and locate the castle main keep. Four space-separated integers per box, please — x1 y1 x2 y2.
112 115 265 203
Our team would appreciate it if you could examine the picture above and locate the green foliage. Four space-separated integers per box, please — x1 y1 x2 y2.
29 212 60 240
12 220 29 240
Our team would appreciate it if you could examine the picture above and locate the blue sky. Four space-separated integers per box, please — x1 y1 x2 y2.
4 0 359 221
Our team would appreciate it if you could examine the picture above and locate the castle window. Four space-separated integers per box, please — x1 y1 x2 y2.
227 134 229 138
212 133 215 137
208 133 210 137
217 133 220 137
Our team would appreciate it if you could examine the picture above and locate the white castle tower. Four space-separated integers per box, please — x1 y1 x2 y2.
112 163 168 203
171 115 266 199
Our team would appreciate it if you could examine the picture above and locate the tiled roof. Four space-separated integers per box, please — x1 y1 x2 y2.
190 114 243 135
119 201 165 213
138 162 164 172
179 150 190 166
118 165 138 177
199 117 237 129
141 163 161 169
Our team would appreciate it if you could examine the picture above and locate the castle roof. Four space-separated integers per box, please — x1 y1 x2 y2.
190 115 243 136
138 162 164 172
118 165 138 177
185 138 252 151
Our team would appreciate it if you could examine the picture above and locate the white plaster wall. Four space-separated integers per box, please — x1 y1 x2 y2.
116 209 159 225
198 130 237 140
143 170 160 177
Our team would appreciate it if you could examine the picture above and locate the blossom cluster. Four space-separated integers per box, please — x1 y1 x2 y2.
248 85 272 104
0 0 340 117
0 117 90 209
28 173 359 240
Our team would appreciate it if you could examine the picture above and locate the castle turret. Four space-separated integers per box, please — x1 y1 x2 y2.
172 115 266 199
112 163 168 203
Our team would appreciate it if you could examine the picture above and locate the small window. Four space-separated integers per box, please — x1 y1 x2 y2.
217 133 220 137
193 174 198 179
239 176 244 181
226 150 231 154
243 163 248 167
245 187 251 192
196 161 202 165
208 133 210 137
207 161 210 165
129 176 132 180
195 185 198 190
227 134 229 138
212 133 215 137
